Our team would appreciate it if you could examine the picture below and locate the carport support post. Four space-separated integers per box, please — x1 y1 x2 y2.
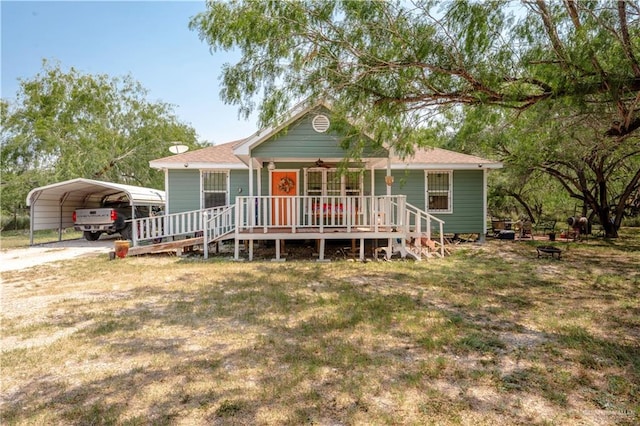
130 204 137 247
59 192 71 242
58 204 63 242
28 190 43 246
29 203 34 246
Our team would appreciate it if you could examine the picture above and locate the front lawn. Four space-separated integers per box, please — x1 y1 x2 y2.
1 230 638 424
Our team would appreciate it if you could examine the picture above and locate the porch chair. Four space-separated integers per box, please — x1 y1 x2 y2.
490 219 506 237
519 219 533 239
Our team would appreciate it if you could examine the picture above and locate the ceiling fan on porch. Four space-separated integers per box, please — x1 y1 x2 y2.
313 159 334 168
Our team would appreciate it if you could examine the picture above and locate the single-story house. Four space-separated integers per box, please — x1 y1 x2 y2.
143 101 502 260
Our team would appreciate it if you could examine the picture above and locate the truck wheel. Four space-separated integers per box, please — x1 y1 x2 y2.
84 231 102 241
119 224 132 241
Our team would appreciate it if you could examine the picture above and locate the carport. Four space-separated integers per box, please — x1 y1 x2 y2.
26 178 165 245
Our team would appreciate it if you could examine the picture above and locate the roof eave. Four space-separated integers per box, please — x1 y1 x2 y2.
150 161 249 170
391 163 503 170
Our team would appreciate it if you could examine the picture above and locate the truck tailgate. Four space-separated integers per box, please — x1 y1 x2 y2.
75 209 112 225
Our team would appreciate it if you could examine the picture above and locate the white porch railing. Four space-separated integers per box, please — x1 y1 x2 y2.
203 205 236 258
132 196 447 260
234 195 408 233
132 206 228 246
402 202 446 258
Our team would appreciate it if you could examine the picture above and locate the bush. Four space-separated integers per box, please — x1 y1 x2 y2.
1 210 30 231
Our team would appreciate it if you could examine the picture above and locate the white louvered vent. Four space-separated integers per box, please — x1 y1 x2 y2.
312 114 330 133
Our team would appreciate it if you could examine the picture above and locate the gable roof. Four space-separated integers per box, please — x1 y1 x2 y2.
150 140 501 170
232 99 335 163
149 100 502 171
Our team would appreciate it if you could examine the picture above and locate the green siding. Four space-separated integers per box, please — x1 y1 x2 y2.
252 112 387 159
375 169 484 234
168 167 485 234
449 170 484 233
167 169 200 214
229 170 251 202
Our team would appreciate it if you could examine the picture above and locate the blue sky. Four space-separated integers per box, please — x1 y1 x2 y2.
1 0 258 144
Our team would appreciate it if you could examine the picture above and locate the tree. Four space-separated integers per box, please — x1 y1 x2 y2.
190 0 640 237
1 61 201 217
448 104 640 237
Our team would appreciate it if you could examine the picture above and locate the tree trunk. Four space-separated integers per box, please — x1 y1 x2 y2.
508 191 537 222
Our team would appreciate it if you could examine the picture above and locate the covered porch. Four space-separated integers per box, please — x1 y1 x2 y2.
132 195 445 261
212 195 444 261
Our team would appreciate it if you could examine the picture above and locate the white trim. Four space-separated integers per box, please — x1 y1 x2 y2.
482 168 488 241
164 169 169 214
151 162 248 170
425 170 453 214
234 99 332 157
312 114 330 132
200 169 230 209
303 168 364 197
386 157 392 196
152 161 499 171
393 163 502 170
257 163 262 197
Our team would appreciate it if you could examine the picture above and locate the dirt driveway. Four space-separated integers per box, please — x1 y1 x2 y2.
0 237 117 272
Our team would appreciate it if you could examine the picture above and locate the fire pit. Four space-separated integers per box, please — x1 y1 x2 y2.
536 245 562 259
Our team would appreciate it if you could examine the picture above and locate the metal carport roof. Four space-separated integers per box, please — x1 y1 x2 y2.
26 178 165 245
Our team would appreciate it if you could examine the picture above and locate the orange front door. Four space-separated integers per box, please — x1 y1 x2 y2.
271 171 297 226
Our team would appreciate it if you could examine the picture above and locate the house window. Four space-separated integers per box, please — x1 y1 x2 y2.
202 171 228 208
304 168 363 197
425 171 452 213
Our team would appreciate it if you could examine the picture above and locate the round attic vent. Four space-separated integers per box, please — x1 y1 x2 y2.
312 114 330 133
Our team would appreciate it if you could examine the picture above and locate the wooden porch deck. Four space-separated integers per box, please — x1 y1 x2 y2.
131 195 446 261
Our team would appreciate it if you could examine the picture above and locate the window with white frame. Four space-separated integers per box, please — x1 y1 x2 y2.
304 168 363 196
202 171 228 208
425 171 452 213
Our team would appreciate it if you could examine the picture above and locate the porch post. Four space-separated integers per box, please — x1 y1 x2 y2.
370 165 375 197
257 163 262 197
386 157 391 196
249 159 255 227
249 159 254 197
318 239 325 261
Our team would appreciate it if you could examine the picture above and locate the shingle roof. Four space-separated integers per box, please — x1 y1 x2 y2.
150 140 501 169
392 147 498 165
150 140 246 166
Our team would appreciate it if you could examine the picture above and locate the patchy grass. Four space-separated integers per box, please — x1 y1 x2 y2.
0 229 83 250
1 230 639 425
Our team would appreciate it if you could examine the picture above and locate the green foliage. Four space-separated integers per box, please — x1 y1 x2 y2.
448 100 640 234
0 209 29 231
1 60 202 213
189 1 640 236
191 1 640 139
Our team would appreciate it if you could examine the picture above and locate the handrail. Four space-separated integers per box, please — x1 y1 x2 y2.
402 202 446 257
133 206 226 245
134 196 447 260
203 204 235 259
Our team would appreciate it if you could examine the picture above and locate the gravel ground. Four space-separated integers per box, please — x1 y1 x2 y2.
0 237 117 272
